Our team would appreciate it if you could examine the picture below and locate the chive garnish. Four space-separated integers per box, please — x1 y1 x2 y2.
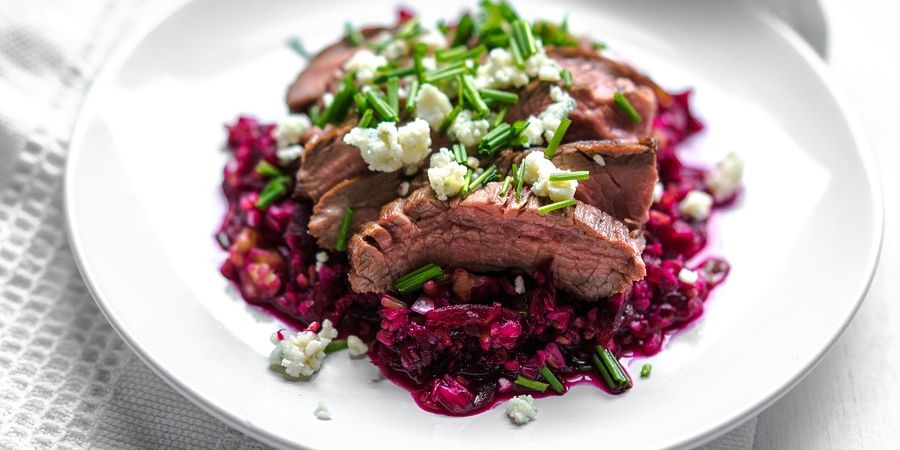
511 162 519 198
467 165 498 192
353 92 368 112
358 109 374 128
255 160 281 178
405 80 421 113
613 91 642 124
413 43 427 82
512 20 537 59
499 175 512 197
335 207 355 251
539 365 565 394
478 88 519 104
287 37 311 60
514 375 549 393
515 162 525 201
592 41 608 50
460 168 473 196
461 75 489 115
394 263 444 293
561 69 573 89
308 105 321 126
438 104 463 134
640 364 652 378
537 198 576 215
436 44 486 63
548 170 589 182
345 22 365 46
543 117 571 159
255 176 291 209
424 61 468 84
395 17 421 40
452 143 468 165
386 78 400 114
478 123 512 156
324 339 348 354
592 345 632 392
365 89 398 122
510 39 525 68
452 13 475 47
373 66 417 84
317 75 356 127
492 107 508 128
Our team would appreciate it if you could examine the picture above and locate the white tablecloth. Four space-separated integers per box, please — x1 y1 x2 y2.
3 0 889 448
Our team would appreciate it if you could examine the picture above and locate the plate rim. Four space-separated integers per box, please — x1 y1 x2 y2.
62 1 885 449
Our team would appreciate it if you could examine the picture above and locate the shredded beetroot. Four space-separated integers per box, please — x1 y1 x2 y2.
216 90 735 416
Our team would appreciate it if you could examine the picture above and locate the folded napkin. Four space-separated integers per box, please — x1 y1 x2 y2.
0 0 756 447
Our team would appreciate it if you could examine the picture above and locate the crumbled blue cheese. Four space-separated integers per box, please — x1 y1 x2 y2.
313 403 332 421
427 148 468 200
524 42 562 82
678 268 699 284
448 110 490 147
475 48 529 89
277 145 305 163
315 251 329 271
347 335 369 356
416 27 448 51
269 319 338 378
275 114 312 148
415 84 453 130
652 182 664 203
521 86 576 146
343 49 387 84
514 275 525 294
706 152 743 200
343 120 432 172
522 151 578 202
678 190 713 221
381 38 409 60
505 395 537 425
322 92 334 108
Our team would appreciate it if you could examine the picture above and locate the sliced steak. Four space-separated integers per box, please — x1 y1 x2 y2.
553 139 658 227
490 139 658 227
308 171 403 250
294 119 367 201
287 27 388 113
508 47 659 142
347 183 646 300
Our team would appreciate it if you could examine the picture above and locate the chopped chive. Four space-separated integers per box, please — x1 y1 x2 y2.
452 143 467 165
543 117 571 159
386 78 400 114
438 104 463 134
548 170 589 182
461 75 489 115
357 109 374 128
396 17 420 40
467 165 498 191
460 168 473 196
405 80 421 113
492 107 508 128
640 364 652 378
538 198 576 215
592 41 608 50
255 160 282 178
255 176 290 209
512 20 537 59
394 263 444 293
592 345 632 392
561 13 570 32
514 375 549 393
373 66 417 84
436 44 487 63
335 207 355 251
324 339 348 354
287 37 311 60
515 162 525 200
424 61 468 84
353 92 368 111
511 119 530 136
561 69 573 89
307 105 321 125
478 88 519 104
613 92 642 124
413 43 427 82
365 90 398 122
452 13 475 47
539 365 565 394
345 22 365 46
510 38 525 68
499 175 512 197
317 76 357 127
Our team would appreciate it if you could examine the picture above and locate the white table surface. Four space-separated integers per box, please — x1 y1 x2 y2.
753 0 900 448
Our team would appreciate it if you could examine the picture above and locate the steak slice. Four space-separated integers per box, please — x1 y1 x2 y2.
287 27 388 113
294 119 367 201
308 171 403 250
553 139 658 227
490 138 658 227
347 183 646 300
508 47 660 142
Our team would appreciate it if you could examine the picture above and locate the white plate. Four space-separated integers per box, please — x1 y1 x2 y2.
64 0 883 448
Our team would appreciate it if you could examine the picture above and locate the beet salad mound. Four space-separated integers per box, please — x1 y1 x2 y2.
215 1 743 422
